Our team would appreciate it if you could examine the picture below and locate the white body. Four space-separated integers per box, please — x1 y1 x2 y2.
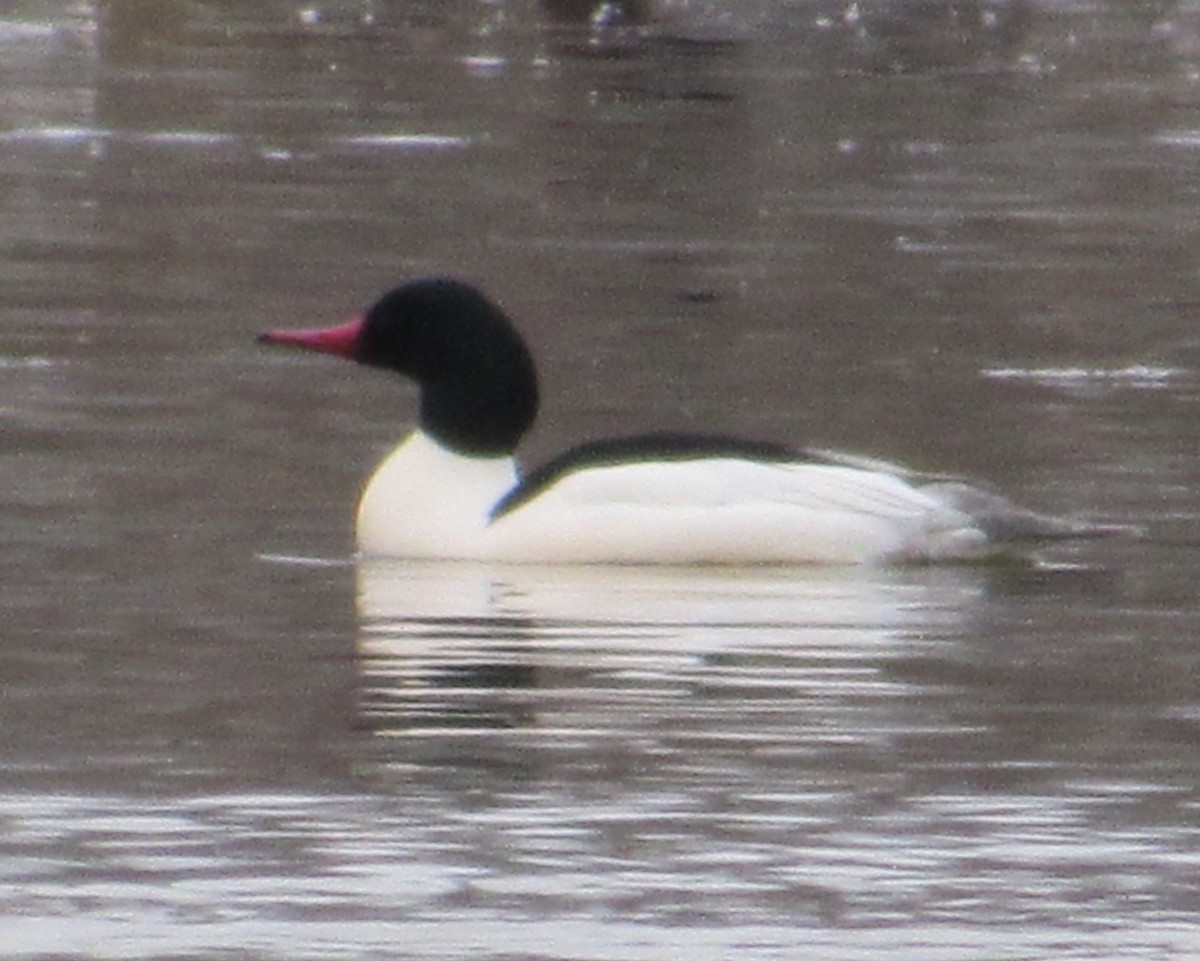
355 432 989 566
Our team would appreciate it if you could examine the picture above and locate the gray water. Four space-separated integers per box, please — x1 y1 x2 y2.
3 1 1200 957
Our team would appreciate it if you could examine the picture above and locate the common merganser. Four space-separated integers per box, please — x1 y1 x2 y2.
259 277 1121 565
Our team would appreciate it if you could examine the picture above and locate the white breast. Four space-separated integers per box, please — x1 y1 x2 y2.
356 432 517 558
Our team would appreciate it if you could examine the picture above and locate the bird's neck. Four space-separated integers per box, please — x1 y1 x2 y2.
356 430 518 559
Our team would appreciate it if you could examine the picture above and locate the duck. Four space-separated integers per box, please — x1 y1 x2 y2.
258 277 1124 565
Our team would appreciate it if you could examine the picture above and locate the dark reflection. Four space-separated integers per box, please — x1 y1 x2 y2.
358 611 541 737
541 0 651 28
540 0 1033 70
842 0 1035 73
972 558 1133 598
97 0 188 65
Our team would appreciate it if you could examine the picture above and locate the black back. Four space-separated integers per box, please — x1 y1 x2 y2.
491 431 814 519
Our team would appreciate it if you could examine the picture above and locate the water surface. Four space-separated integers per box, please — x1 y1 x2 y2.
3 1 1200 958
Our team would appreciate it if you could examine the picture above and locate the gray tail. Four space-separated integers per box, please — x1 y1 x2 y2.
919 481 1138 544
802 448 1138 545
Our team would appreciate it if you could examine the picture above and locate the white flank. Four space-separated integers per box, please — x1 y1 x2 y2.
355 432 985 566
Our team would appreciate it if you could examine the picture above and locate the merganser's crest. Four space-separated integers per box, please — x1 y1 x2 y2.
259 277 1129 565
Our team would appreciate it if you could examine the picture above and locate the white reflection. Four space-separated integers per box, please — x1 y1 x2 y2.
357 558 972 631
337 134 471 149
981 364 1183 391
355 559 980 743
